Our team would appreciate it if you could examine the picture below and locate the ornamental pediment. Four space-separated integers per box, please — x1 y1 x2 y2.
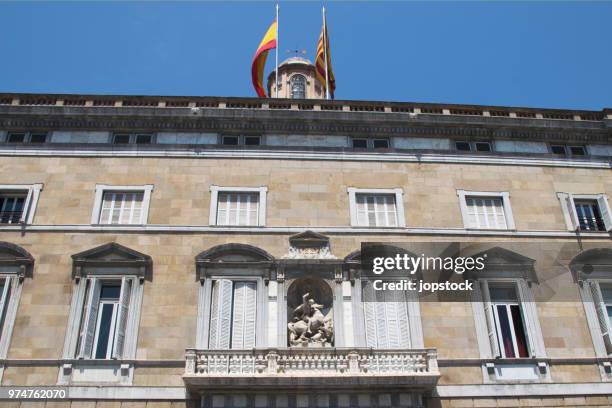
283 231 336 259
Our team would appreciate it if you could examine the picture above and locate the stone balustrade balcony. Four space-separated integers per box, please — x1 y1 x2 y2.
183 348 440 390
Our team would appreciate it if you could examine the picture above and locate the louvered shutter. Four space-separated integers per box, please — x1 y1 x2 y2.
589 281 612 354
78 278 101 359
0 278 10 331
565 194 579 231
112 277 132 359
209 279 233 349
374 288 389 348
362 281 378 347
597 195 612 231
515 279 538 357
384 289 410 348
480 280 501 358
231 282 257 349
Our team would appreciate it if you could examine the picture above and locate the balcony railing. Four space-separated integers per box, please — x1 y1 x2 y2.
0 211 23 224
184 348 439 389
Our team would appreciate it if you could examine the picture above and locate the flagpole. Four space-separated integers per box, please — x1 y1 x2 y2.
275 3 279 98
322 6 330 100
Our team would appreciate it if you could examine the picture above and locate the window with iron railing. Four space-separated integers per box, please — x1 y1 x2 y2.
574 199 607 232
0 195 25 224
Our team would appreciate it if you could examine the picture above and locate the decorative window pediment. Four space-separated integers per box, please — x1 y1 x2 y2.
196 244 274 280
0 241 34 278
283 231 336 259
71 242 152 281
570 248 612 282
465 246 537 283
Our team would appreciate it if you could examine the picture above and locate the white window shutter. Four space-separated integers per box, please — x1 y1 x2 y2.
516 279 541 358
565 194 579 231
480 280 501 358
374 291 389 348
589 281 612 354
112 277 132 359
0 278 10 326
597 195 612 231
384 289 410 348
209 279 233 349
362 281 378 348
78 278 101 359
231 282 257 349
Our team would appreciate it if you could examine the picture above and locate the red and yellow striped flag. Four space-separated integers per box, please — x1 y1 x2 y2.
315 10 336 99
251 19 278 98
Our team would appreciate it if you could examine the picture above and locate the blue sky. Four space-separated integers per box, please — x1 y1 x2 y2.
1 1 611 110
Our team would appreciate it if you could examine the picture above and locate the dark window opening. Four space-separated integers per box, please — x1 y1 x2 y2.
455 141 471 151
135 134 152 145
475 142 492 152
550 145 566 155
569 146 586 156
373 139 390 149
29 134 47 143
113 135 130 144
352 138 368 149
222 136 239 146
244 136 261 146
7 133 25 143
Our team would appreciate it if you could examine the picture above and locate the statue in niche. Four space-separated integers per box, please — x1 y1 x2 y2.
288 293 334 347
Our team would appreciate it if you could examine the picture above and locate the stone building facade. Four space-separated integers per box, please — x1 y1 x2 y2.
0 62 611 408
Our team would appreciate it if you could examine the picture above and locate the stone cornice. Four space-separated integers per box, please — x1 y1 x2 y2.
0 105 610 144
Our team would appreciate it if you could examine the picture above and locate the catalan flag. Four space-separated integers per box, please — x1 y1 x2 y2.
315 7 335 99
251 18 278 98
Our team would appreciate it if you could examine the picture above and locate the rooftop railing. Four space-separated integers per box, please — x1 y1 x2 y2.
1 94 609 123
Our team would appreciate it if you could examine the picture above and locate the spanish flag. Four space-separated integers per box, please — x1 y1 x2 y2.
315 8 335 99
251 19 278 98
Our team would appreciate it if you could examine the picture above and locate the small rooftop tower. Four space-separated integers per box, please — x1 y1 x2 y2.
267 57 325 100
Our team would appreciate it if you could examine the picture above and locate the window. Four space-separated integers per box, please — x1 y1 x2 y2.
76 278 132 360
6 133 25 143
457 190 515 230
222 135 239 145
580 279 612 357
0 195 25 224
455 141 492 152
350 138 389 149
208 279 257 349
195 244 270 350
373 138 390 149
112 133 154 145
489 284 529 358
475 279 544 360
61 243 149 385
352 138 368 149
362 280 411 348
455 141 471 151
5 132 48 144
290 74 306 99
91 185 153 225
209 186 267 227
348 188 405 227
575 200 606 231
221 135 261 146
557 193 612 232
0 184 43 225
356 194 397 227
244 136 261 146
550 144 587 156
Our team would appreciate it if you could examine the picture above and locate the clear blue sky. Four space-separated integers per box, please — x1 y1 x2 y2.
1 1 611 110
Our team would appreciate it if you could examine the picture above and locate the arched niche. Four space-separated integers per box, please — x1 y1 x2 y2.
286 277 334 347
